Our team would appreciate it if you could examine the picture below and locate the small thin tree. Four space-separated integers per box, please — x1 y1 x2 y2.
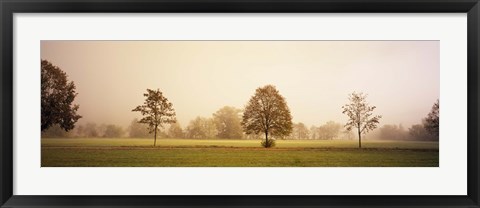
132 89 176 146
342 92 382 148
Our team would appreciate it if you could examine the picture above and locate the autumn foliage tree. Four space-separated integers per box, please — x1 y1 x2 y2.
241 85 293 148
132 89 176 146
41 60 81 132
342 92 382 148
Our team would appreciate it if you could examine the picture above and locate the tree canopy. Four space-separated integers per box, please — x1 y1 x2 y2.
41 59 81 132
241 85 293 148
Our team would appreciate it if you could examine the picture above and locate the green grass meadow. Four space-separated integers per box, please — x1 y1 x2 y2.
41 138 439 167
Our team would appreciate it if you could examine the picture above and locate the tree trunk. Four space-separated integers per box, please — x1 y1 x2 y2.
265 130 268 148
358 128 361 148
154 124 157 147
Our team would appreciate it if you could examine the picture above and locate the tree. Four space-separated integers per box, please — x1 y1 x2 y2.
41 59 81 132
84 122 99 137
74 124 85 137
97 124 108 137
212 106 243 139
185 117 217 139
132 89 176 146
423 99 439 137
379 124 408 140
317 121 342 140
290 122 310 140
128 118 152 138
241 85 293 148
103 124 124 138
310 125 318 140
168 123 184 138
342 92 382 148
408 124 437 141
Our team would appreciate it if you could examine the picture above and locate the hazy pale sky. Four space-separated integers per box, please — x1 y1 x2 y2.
41 41 439 129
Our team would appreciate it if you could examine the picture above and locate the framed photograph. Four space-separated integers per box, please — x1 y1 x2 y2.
1 0 479 207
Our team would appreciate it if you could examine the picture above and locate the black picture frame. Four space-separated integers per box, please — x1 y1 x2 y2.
1 0 479 207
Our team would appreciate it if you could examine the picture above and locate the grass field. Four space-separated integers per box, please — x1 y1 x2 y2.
41 138 439 167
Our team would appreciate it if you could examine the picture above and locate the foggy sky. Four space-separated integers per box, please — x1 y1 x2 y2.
40 41 439 129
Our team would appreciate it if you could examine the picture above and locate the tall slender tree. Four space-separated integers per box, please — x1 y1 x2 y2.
132 89 176 146
342 92 382 148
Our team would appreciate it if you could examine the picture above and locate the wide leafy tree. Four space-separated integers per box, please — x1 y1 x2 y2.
132 89 176 146
41 60 81 132
241 85 293 148
342 92 381 148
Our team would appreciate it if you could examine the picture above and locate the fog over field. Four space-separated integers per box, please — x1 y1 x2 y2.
41 41 439 129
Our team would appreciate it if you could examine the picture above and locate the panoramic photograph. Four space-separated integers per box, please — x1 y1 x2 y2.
41 41 439 167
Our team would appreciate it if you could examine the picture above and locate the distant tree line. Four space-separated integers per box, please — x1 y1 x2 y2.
373 99 439 141
41 122 125 138
373 123 437 141
285 121 348 140
128 106 244 140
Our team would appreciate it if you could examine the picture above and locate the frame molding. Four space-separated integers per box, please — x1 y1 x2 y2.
1 0 479 207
